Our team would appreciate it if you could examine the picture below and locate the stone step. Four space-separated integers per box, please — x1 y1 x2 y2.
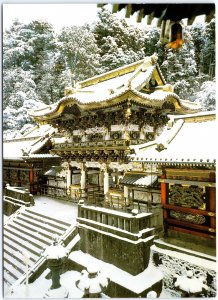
13 218 59 241
4 242 36 265
4 258 24 279
8 222 51 246
17 214 64 236
25 208 71 227
4 269 16 286
4 233 40 258
3 245 25 269
5 225 48 251
3 209 73 288
22 210 68 231
4 261 20 281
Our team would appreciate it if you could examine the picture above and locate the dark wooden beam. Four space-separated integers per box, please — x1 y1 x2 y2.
163 204 216 217
166 218 215 233
168 226 215 239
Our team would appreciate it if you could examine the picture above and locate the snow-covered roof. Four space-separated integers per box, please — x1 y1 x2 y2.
120 174 158 187
29 54 200 121
129 111 216 167
3 124 57 160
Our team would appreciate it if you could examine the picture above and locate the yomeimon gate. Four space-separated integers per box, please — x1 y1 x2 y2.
29 54 200 208
3 54 216 298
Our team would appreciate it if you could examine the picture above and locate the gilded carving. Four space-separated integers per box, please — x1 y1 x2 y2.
168 185 205 208
169 210 206 224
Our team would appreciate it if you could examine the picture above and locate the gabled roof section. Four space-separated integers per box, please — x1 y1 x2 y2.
29 54 201 122
3 124 57 160
129 111 216 167
77 54 165 89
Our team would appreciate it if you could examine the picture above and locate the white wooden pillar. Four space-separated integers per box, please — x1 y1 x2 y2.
66 165 71 191
80 163 87 200
124 185 129 205
104 170 109 195
80 168 86 190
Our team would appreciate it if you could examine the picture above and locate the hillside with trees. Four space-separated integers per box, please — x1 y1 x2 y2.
3 8 215 138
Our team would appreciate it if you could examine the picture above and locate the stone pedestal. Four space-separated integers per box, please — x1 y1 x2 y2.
43 243 68 298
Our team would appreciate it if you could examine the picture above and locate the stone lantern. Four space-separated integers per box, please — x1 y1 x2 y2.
43 238 68 298
174 270 209 297
76 265 109 298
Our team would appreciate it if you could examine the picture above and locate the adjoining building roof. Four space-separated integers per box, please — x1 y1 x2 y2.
120 174 158 187
3 124 57 160
29 55 201 121
129 111 216 167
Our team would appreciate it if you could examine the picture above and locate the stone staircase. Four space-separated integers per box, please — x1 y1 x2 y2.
3 207 73 289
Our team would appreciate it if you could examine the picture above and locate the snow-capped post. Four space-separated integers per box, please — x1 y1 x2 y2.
147 290 157 298
78 199 84 218
131 209 139 233
76 265 109 298
43 236 69 298
174 270 209 297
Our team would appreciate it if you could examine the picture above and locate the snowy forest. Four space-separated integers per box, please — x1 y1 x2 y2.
3 8 216 139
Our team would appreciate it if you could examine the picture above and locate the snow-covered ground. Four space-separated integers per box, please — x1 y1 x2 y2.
31 196 78 224
5 253 172 299
6 269 84 298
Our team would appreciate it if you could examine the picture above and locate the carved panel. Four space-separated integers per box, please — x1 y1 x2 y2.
168 185 205 209
151 248 216 298
169 210 206 224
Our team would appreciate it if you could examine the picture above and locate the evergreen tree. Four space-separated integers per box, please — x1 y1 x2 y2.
194 79 216 111
3 14 215 136
201 18 215 79
160 29 199 99
57 24 101 81
93 8 145 72
189 22 205 76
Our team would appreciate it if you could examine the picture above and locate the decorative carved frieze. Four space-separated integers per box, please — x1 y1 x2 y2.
51 106 169 134
169 210 206 224
109 162 133 172
85 162 102 169
168 185 205 209
85 127 107 135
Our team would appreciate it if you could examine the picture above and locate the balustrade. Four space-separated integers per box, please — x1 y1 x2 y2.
4 185 34 206
78 202 151 234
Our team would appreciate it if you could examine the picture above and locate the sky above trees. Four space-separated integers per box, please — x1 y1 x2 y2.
3 4 99 32
3 3 205 32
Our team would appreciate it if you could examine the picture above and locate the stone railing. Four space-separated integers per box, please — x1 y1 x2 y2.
4 184 35 215
78 201 153 235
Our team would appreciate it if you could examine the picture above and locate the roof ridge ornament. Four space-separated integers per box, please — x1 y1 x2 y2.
155 143 167 152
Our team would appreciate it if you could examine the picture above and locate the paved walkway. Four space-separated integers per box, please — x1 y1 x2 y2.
31 196 78 224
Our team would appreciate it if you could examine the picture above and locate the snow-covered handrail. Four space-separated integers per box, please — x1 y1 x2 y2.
13 224 78 287
4 205 25 227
